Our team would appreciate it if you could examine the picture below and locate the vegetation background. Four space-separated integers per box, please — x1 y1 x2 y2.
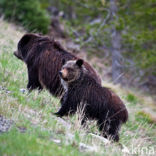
0 0 156 156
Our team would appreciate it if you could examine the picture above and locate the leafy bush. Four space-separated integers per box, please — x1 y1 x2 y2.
0 0 50 34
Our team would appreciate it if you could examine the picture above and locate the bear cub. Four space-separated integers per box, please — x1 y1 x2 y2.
55 59 128 142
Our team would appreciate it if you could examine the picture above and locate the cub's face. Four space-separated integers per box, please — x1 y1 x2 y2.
59 59 84 83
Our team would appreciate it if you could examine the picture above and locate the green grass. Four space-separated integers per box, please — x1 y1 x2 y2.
0 127 83 156
0 19 156 156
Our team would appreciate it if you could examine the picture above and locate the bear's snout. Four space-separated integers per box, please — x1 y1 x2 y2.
14 51 22 60
59 71 62 77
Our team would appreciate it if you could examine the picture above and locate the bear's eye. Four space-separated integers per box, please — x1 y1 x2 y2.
67 67 74 72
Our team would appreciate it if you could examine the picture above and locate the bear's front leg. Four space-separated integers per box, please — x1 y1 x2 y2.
54 105 70 117
27 67 43 91
54 97 72 117
54 110 64 117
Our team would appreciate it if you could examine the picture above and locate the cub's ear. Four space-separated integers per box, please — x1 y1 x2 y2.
62 59 66 65
76 59 84 67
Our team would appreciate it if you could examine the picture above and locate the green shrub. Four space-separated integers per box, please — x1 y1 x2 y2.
126 93 138 104
0 0 50 34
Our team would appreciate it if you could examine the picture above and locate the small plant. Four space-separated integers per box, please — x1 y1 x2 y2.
126 93 138 104
136 111 154 124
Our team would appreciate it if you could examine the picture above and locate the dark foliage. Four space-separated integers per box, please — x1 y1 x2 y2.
0 0 50 34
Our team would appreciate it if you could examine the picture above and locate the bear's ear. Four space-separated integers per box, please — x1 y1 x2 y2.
62 59 66 65
18 33 38 49
76 59 83 67
18 33 39 58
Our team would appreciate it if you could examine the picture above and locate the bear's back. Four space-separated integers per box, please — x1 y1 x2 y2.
67 73 128 122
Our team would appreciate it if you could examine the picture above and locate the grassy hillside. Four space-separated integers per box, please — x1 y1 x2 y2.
0 18 156 156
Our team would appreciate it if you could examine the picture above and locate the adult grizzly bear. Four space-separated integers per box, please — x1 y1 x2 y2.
55 59 128 142
14 33 101 96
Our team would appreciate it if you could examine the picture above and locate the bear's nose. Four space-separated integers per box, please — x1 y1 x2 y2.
59 71 62 76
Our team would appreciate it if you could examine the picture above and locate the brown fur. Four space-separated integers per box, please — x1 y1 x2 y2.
56 59 128 142
14 33 101 96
